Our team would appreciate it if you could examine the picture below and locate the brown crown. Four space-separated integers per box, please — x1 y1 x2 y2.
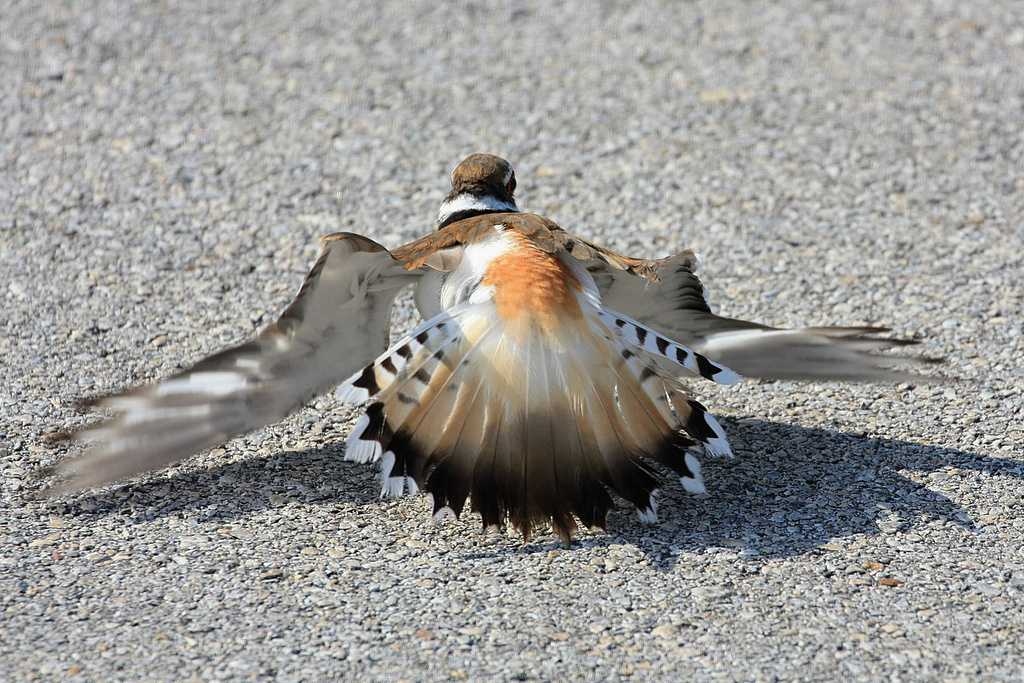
449 153 516 202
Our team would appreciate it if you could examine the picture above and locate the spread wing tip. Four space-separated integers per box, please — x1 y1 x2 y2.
37 228 422 497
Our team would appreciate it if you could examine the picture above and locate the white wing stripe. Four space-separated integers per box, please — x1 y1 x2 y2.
156 372 249 397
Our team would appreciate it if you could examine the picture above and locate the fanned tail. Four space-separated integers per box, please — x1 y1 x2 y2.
337 296 739 540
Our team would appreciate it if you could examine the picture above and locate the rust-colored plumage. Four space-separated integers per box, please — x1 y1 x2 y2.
482 230 583 329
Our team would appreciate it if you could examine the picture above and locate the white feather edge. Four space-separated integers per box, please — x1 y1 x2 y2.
425 494 457 523
343 414 381 463
680 452 707 494
155 371 249 397
699 413 733 458
637 491 659 524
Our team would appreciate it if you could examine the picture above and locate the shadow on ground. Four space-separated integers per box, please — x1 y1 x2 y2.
47 440 381 524
50 418 1021 566
459 416 1022 568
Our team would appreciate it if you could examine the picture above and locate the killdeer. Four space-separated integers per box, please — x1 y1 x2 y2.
44 153 937 541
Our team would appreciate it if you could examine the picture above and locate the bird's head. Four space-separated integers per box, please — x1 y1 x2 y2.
437 153 519 228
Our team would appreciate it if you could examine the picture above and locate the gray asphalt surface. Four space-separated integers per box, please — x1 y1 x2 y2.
3 1 1023 681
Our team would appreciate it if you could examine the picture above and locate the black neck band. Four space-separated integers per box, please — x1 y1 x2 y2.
436 208 510 230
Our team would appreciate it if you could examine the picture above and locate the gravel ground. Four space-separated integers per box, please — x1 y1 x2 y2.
3 1 1023 681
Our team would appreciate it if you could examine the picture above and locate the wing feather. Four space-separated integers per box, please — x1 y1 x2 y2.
564 236 941 382
43 232 418 495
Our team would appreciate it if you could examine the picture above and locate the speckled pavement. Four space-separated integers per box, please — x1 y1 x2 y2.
2 1 1023 681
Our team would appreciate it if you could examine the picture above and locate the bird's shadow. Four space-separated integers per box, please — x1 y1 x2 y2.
466 417 1022 569
51 440 382 524
55 418 1021 569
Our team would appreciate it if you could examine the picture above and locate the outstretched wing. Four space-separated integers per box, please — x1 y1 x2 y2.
565 238 940 382
44 232 419 495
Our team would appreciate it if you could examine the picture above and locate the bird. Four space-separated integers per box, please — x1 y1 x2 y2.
42 153 937 541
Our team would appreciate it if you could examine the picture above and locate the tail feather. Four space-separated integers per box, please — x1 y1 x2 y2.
339 298 730 539
468 401 504 530
335 310 468 404
585 377 662 517
595 309 741 385
568 416 617 528
395 319 501 499
336 251 744 539
421 366 490 516
430 378 491 519
487 404 519 531
339 306 489 473
609 329 732 464
531 337 586 539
